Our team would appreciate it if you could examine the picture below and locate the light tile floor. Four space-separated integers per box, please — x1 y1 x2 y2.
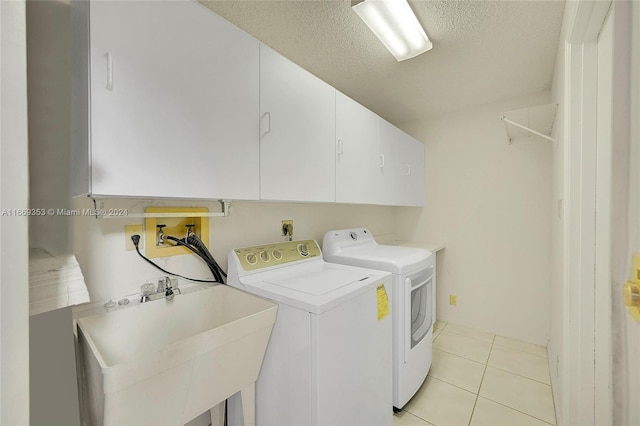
394 321 557 426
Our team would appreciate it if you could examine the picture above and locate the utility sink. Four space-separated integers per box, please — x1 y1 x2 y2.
77 285 277 426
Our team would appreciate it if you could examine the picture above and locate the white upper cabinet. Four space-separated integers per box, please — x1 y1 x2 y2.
335 92 383 204
397 129 425 207
378 119 425 207
378 119 405 206
71 0 260 199
335 91 425 207
259 44 336 203
70 1 422 206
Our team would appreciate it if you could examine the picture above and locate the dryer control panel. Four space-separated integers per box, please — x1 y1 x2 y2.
233 239 321 271
322 228 377 253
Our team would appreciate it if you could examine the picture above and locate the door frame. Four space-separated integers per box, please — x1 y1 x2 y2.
0 0 31 424
561 1 614 425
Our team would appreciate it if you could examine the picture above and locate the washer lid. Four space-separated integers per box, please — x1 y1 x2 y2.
264 266 369 295
237 261 390 314
324 245 433 274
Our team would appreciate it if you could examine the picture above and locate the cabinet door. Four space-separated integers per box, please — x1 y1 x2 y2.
335 92 382 204
378 120 425 207
88 1 259 199
259 44 336 202
378 119 405 206
398 134 425 207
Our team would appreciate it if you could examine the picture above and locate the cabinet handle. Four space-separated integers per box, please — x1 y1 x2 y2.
337 139 344 157
105 53 113 91
405 164 411 175
379 154 385 168
262 111 271 137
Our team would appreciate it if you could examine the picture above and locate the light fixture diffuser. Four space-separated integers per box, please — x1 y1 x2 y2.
352 0 432 61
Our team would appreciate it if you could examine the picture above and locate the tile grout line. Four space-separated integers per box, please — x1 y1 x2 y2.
492 341 549 359
435 337 551 385
437 328 495 345
428 350 551 394
487 364 553 387
431 346 489 365
547 347 559 426
431 347 486 366
444 330 548 359
478 395 556 426
424 374 478 396
427 323 556 425
399 407 434 426
468 333 495 426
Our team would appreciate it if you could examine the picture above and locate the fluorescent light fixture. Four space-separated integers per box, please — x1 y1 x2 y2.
352 0 432 61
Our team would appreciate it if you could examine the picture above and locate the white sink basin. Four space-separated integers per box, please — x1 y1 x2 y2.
77 285 277 426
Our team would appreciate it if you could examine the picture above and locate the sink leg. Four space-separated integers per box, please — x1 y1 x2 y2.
226 383 256 426
240 383 256 426
209 402 224 426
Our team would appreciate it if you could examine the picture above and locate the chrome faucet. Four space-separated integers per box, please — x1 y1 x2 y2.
162 277 175 301
140 277 180 303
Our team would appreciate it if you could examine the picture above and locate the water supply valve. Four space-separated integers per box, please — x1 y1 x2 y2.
156 224 167 246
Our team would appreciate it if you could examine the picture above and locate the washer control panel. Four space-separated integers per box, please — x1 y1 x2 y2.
234 239 321 271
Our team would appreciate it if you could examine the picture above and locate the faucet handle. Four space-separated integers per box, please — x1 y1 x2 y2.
157 277 170 293
165 278 175 301
140 283 155 303
141 282 155 296
169 278 180 294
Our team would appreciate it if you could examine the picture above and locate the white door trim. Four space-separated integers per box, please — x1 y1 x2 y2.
561 1 613 425
0 0 31 424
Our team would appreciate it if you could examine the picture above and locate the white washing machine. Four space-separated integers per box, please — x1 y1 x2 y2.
322 228 435 411
227 239 393 426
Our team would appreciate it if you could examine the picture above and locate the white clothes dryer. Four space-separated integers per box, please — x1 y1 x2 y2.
323 228 435 411
227 239 393 426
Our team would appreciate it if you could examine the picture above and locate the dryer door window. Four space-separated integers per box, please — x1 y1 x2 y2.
406 271 433 352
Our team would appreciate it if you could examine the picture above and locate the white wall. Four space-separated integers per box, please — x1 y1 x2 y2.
72 198 399 303
26 2 83 425
27 0 72 255
396 91 553 345
0 0 31 424
548 2 572 421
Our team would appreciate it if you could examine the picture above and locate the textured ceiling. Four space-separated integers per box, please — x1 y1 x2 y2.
200 0 565 125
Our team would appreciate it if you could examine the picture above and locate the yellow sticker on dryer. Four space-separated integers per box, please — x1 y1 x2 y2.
377 284 389 320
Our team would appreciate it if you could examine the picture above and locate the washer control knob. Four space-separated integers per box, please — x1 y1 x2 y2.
297 243 309 257
246 253 258 265
260 250 270 262
272 250 282 260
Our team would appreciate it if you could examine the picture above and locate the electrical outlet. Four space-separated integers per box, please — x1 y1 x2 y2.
125 225 143 251
449 294 457 306
282 220 294 237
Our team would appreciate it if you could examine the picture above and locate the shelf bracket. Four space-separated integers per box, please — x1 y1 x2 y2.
500 103 558 145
